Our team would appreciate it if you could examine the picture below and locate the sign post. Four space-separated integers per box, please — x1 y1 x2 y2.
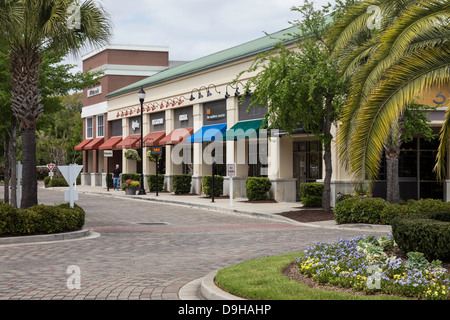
151 147 163 196
17 161 22 209
59 165 83 208
104 150 113 192
47 163 55 180
227 163 236 207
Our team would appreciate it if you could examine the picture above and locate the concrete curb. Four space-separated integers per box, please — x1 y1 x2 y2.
0 229 98 246
200 270 245 300
178 270 245 300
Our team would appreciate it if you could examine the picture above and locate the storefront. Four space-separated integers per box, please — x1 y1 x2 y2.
78 25 450 205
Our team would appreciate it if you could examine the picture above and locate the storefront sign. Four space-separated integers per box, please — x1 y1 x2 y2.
206 109 226 121
131 120 140 131
87 86 102 98
179 114 188 121
151 146 163 155
104 150 113 158
152 118 164 125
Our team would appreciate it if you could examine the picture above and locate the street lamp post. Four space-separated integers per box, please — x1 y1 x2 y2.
138 87 147 195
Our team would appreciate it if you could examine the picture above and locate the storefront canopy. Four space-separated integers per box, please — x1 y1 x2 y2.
74 139 93 151
116 134 141 149
99 137 123 150
143 131 166 147
224 119 265 140
188 124 227 143
160 128 194 145
83 137 105 150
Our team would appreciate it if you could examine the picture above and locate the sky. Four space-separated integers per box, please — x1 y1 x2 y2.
65 0 335 70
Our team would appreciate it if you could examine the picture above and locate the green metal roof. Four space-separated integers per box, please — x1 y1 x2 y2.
106 25 302 99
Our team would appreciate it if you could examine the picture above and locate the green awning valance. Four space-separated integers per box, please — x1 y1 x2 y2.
225 119 265 140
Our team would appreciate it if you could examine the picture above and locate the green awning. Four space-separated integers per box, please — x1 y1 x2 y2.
225 119 266 140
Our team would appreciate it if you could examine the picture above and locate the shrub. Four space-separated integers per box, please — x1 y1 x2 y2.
147 174 164 192
121 173 140 183
380 199 450 225
333 197 390 225
0 203 85 236
246 177 272 201
299 183 323 207
202 175 224 197
391 212 450 262
105 173 113 189
173 175 192 194
49 177 69 187
36 167 50 180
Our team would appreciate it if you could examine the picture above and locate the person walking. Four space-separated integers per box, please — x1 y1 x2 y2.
112 164 121 191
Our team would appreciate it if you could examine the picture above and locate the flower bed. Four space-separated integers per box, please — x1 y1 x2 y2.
297 235 450 300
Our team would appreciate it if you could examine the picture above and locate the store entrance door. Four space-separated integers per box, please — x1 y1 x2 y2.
293 141 323 200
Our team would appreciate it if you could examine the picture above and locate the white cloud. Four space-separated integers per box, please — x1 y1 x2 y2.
66 0 333 70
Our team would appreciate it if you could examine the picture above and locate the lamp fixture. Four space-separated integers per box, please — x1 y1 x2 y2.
207 84 220 97
190 88 199 101
225 84 237 99
138 87 146 102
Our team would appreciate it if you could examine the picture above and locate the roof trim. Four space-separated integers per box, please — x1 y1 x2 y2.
106 25 302 99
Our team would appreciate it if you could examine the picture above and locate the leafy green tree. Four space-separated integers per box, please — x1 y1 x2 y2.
237 1 350 210
0 0 111 208
37 92 84 166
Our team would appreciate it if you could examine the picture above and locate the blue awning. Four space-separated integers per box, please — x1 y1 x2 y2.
188 123 227 143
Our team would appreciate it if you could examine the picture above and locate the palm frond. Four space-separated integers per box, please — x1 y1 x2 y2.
348 45 450 182
434 106 450 181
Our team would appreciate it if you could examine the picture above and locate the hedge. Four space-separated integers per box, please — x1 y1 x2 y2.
333 197 390 225
121 173 140 183
173 175 192 194
391 211 450 262
147 174 165 192
202 175 224 197
246 177 272 201
0 202 85 237
380 199 450 225
299 182 323 207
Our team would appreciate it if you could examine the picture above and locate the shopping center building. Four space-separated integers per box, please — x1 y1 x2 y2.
76 25 450 206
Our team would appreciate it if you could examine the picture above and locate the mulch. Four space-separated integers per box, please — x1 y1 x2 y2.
277 208 335 223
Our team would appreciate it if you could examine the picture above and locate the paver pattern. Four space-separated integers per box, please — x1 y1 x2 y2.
0 187 389 300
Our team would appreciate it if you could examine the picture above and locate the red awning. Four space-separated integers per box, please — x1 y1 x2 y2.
159 128 193 145
74 139 92 151
99 137 123 150
143 131 166 147
116 135 141 149
84 137 105 150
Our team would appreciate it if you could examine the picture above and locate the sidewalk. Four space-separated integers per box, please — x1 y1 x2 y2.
46 184 392 233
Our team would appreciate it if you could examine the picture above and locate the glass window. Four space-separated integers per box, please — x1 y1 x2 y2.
97 115 104 137
86 118 93 139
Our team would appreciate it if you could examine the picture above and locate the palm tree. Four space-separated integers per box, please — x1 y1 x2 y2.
327 0 450 194
0 0 111 208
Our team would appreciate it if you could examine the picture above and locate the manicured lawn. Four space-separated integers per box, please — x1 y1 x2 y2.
215 251 405 300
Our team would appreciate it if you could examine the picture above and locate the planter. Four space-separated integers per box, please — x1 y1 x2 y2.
129 187 137 195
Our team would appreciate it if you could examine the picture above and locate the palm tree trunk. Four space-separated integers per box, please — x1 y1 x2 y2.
322 100 333 211
3 138 10 204
20 128 37 208
384 118 402 204
9 47 43 209
386 152 400 204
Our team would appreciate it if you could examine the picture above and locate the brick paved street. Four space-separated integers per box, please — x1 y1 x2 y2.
0 186 390 301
